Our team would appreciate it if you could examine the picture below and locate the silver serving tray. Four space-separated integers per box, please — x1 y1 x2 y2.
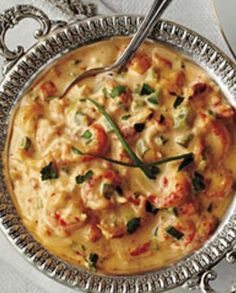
1 5 236 293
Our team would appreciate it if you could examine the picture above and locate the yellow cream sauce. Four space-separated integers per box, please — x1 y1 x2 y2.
5 37 236 274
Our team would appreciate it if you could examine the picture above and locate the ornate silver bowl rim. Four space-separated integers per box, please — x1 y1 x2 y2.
1 5 236 293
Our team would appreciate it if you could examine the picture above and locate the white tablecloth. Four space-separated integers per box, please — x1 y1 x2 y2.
0 1 235 292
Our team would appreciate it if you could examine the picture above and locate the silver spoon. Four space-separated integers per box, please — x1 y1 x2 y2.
60 0 173 98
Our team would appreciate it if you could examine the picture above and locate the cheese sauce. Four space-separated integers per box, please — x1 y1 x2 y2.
6 38 236 274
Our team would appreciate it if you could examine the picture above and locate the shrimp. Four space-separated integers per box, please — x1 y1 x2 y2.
204 168 233 199
44 191 87 237
40 81 57 101
205 120 231 160
80 170 122 211
80 124 109 157
197 214 219 243
150 173 191 209
128 52 151 74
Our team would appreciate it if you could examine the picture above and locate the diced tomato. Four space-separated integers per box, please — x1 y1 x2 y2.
130 242 150 256
40 81 57 98
128 52 151 74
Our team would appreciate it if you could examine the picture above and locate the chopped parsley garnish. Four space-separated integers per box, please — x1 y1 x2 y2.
127 218 141 234
40 162 59 181
72 146 83 155
166 226 184 240
76 170 93 184
74 59 81 65
111 85 127 98
140 83 155 96
102 87 110 98
156 135 168 146
102 184 115 199
87 253 98 269
20 136 32 151
159 114 165 124
115 186 123 196
134 123 145 133
121 114 131 120
145 201 159 214
207 203 213 213
192 172 206 191
82 129 92 139
178 153 194 171
173 96 185 108
147 94 159 105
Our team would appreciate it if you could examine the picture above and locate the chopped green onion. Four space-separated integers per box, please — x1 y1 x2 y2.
102 87 110 98
166 226 184 240
87 253 98 270
121 114 131 120
76 170 93 184
207 203 213 213
102 184 115 199
20 136 32 151
127 218 141 234
140 84 155 96
173 96 185 109
192 172 206 191
156 135 168 146
72 146 83 155
40 162 59 181
146 201 159 214
75 112 88 126
178 153 194 171
115 186 123 196
111 85 127 98
147 94 159 105
82 129 92 139
134 123 145 133
176 134 194 148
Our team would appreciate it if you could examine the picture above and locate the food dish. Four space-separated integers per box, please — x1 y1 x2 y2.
6 37 236 274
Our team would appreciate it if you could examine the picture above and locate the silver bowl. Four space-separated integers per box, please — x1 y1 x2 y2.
0 5 236 293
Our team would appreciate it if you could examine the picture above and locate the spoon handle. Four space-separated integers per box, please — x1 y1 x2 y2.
113 0 174 70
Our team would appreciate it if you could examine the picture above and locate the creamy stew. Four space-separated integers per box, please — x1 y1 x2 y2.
6 38 236 274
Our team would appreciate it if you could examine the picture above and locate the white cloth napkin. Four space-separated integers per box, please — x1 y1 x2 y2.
0 1 234 293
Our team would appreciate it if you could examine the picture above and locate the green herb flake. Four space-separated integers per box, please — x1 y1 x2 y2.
121 114 131 120
76 170 94 184
127 218 141 234
146 201 159 214
111 85 127 98
207 203 213 213
153 226 159 237
166 226 184 240
115 186 123 196
156 135 168 146
82 129 93 140
192 172 206 192
102 184 115 199
173 96 185 109
147 95 159 105
102 87 110 98
176 134 194 148
74 59 81 65
75 112 88 126
47 96 58 102
72 146 83 155
134 123 145 133
140 83 155 96
87 253 99 270
178 153 194 171
20 136 32 151
40 162 59 181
